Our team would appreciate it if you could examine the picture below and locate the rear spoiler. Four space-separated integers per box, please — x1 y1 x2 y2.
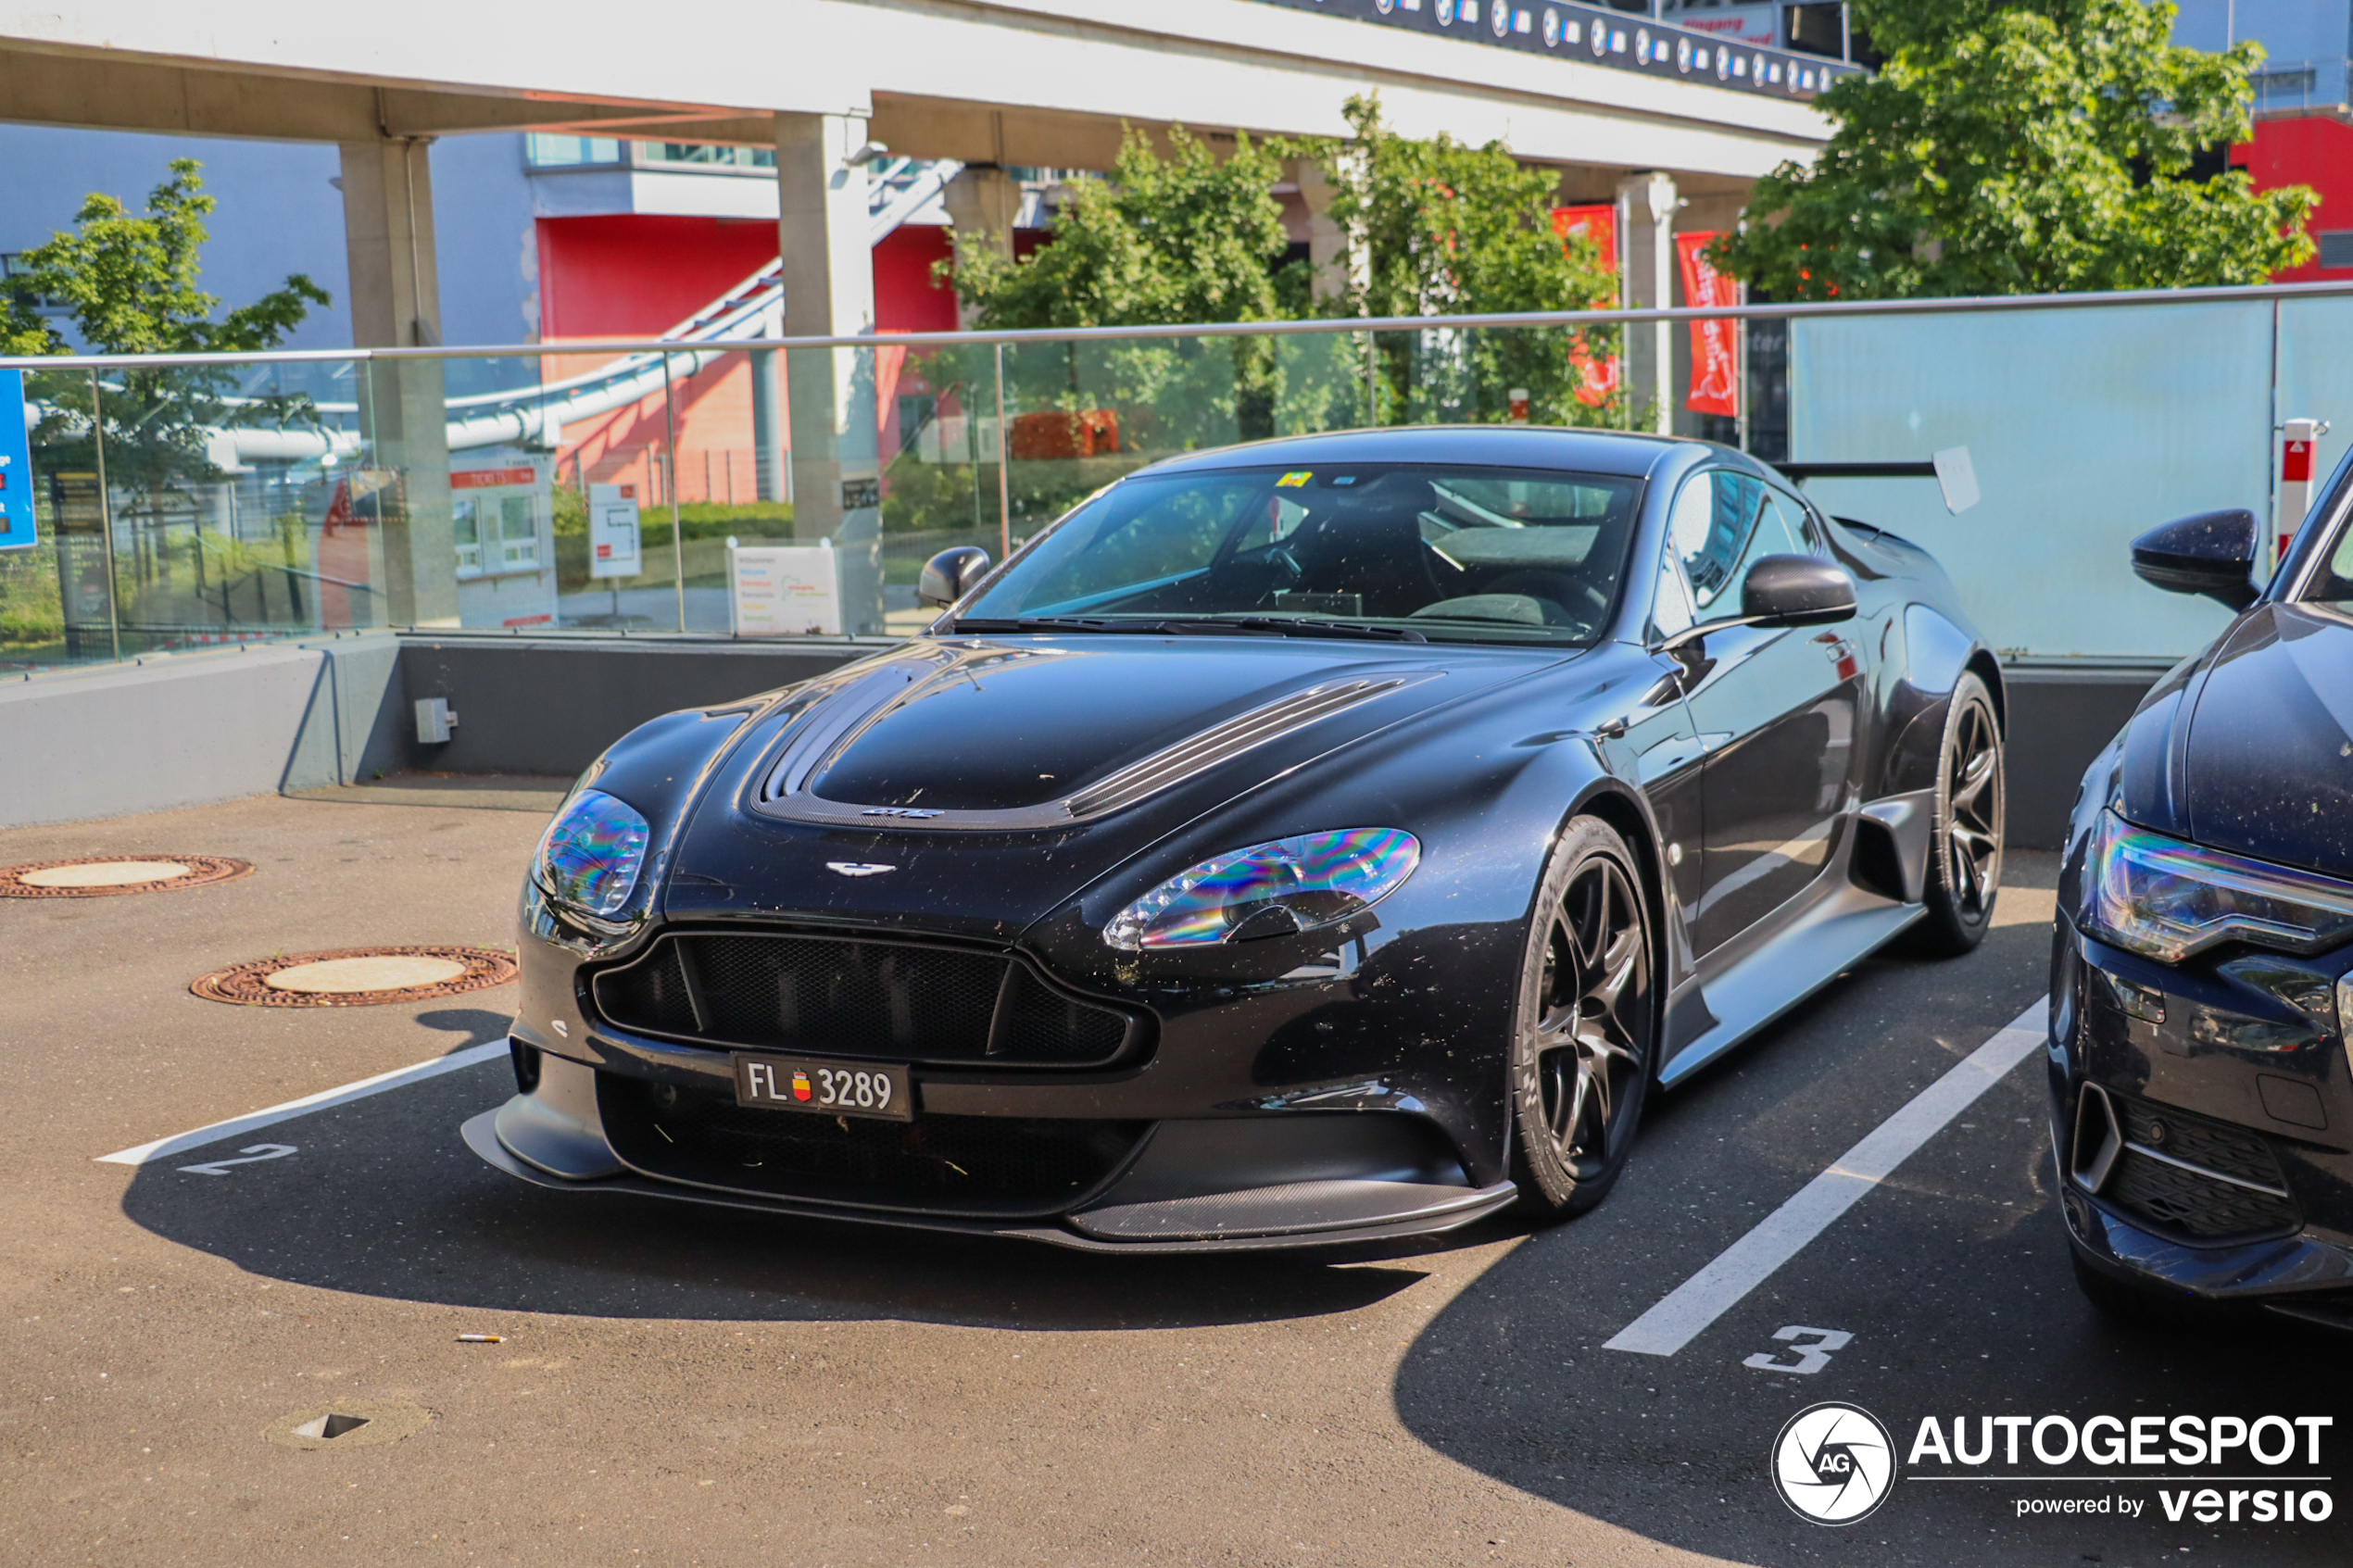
1780 447 1979 515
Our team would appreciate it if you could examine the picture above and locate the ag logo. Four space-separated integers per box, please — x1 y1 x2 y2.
1770 1402 1895 1524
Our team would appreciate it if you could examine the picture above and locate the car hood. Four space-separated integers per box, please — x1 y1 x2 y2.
2123 604 2353 879
661 633 1565 939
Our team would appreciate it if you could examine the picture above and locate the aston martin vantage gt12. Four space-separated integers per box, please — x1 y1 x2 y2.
467 427 2007 1250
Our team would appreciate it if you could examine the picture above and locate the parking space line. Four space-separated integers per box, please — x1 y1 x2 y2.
94 1042 510 1166
1604 998 2048 1358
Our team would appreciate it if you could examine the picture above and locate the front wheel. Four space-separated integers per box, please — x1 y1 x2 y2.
1907 671 2005 957
1510 816 1658 1218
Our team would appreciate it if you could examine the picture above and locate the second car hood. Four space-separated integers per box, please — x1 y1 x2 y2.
2156 604 2353 878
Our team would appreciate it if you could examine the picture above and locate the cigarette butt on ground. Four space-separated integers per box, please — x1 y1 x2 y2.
457 1334 504 1343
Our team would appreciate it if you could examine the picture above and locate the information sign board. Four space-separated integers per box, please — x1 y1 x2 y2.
730 543 843 635
0 369 34 550
587 483 642 580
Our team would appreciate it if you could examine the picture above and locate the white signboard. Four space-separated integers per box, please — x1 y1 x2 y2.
731 542 843 636
587 483 643 580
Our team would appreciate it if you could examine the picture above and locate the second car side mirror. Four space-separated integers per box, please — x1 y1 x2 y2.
918 546 993 608
1741 554 1857 628
2131 508 2259 611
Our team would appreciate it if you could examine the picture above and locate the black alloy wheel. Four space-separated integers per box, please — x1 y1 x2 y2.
1511 816 1657 1217
1909 671 2005 956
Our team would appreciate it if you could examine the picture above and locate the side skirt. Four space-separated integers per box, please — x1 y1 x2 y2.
1657 883 1924 1088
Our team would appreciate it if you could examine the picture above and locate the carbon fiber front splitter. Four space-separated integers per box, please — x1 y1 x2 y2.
461 1110 1517 1254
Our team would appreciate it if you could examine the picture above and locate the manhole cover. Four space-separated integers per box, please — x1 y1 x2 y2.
192 946 518 1008
0 855 253 898
262 1400 432 1451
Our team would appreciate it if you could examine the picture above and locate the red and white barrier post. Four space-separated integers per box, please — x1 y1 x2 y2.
2277 417 2327 573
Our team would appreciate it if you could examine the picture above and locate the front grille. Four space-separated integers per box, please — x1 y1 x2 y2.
2106 1093 2299 1240
598 1074 1146 1213
591 931 1138 1067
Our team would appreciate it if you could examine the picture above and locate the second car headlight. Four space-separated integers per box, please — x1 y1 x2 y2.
1102 828 1421 950
2084 808 2353 963
535 788 651 919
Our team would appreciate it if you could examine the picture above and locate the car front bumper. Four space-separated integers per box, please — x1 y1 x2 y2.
2048 908 2353 1325
466 1050 1518 1254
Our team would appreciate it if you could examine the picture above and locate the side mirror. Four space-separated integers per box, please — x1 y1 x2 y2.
918 546 993 608
2131 509 2258 611
1741 554 1857 627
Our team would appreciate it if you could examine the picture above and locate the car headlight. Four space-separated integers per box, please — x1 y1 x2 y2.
535 788 651 919
1102 828 1421 951
2083 808 2353 963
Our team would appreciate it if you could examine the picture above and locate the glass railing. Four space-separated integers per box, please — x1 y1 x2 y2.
7 283 2353 675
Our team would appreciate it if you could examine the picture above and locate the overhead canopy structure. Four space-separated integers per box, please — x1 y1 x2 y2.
0 0 1843 627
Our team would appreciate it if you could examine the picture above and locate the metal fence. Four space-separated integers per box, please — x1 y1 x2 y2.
7 281 2353 674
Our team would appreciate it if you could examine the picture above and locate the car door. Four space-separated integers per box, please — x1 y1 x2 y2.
1667 470 1859 956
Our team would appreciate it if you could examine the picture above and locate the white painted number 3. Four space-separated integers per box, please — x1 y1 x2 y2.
175 1143 297 1177
1743 1324 1852 1374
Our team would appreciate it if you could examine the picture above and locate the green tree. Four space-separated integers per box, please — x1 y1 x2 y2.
1307 94 1623 425
1709 0 2316 299
948 125 1291 331
2 157 328 357
1 158 332 495
942 124 1297 470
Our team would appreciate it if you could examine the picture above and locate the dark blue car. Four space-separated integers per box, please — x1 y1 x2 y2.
2054 472 2353 1328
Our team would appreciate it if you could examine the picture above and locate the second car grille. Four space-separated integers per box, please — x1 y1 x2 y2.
2107 1093 2300 1241
591 931 1136 1067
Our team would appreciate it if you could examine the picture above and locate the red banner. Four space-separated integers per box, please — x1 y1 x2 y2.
1675 232 1740 418
1553 205 1620 408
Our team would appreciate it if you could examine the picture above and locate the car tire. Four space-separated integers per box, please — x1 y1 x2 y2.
1907 671 2005 957
1510 815 1657 1218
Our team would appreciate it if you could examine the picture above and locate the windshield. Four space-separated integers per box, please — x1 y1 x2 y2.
953 464 1643 645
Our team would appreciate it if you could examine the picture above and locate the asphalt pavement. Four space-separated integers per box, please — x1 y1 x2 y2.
0 783 2342 1568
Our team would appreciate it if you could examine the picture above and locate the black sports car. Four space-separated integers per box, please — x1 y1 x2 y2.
466 426 2008 1250
2052 484 2353 1327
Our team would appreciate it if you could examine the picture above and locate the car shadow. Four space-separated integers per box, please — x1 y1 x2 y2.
1386 927 2353 1567
118 1060 1434 1331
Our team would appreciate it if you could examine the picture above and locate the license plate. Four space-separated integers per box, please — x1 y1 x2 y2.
732 1053 912 1122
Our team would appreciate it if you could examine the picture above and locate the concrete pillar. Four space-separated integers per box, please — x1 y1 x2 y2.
1617 170 1679 437
775 111 883 634
943 166 1022 259
749 349 786 503
339 137 457 627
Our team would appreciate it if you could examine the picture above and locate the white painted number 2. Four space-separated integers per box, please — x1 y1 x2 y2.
1743 1325 1852 1374
176 1143 297 1177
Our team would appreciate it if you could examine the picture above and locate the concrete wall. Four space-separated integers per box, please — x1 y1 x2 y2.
396 636 886 778
3 631 2160 849
0 634 401 828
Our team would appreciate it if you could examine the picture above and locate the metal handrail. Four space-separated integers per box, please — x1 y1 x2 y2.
12 277 2353 373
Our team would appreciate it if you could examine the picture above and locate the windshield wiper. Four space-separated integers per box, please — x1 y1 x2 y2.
947 616 1179 635
948 614 1426 644
1175 616 1428 644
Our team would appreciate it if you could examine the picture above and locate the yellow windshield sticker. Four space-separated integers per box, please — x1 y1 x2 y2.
1276 470 1314 488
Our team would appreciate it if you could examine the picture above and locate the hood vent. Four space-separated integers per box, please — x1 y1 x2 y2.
754 660 1434 833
